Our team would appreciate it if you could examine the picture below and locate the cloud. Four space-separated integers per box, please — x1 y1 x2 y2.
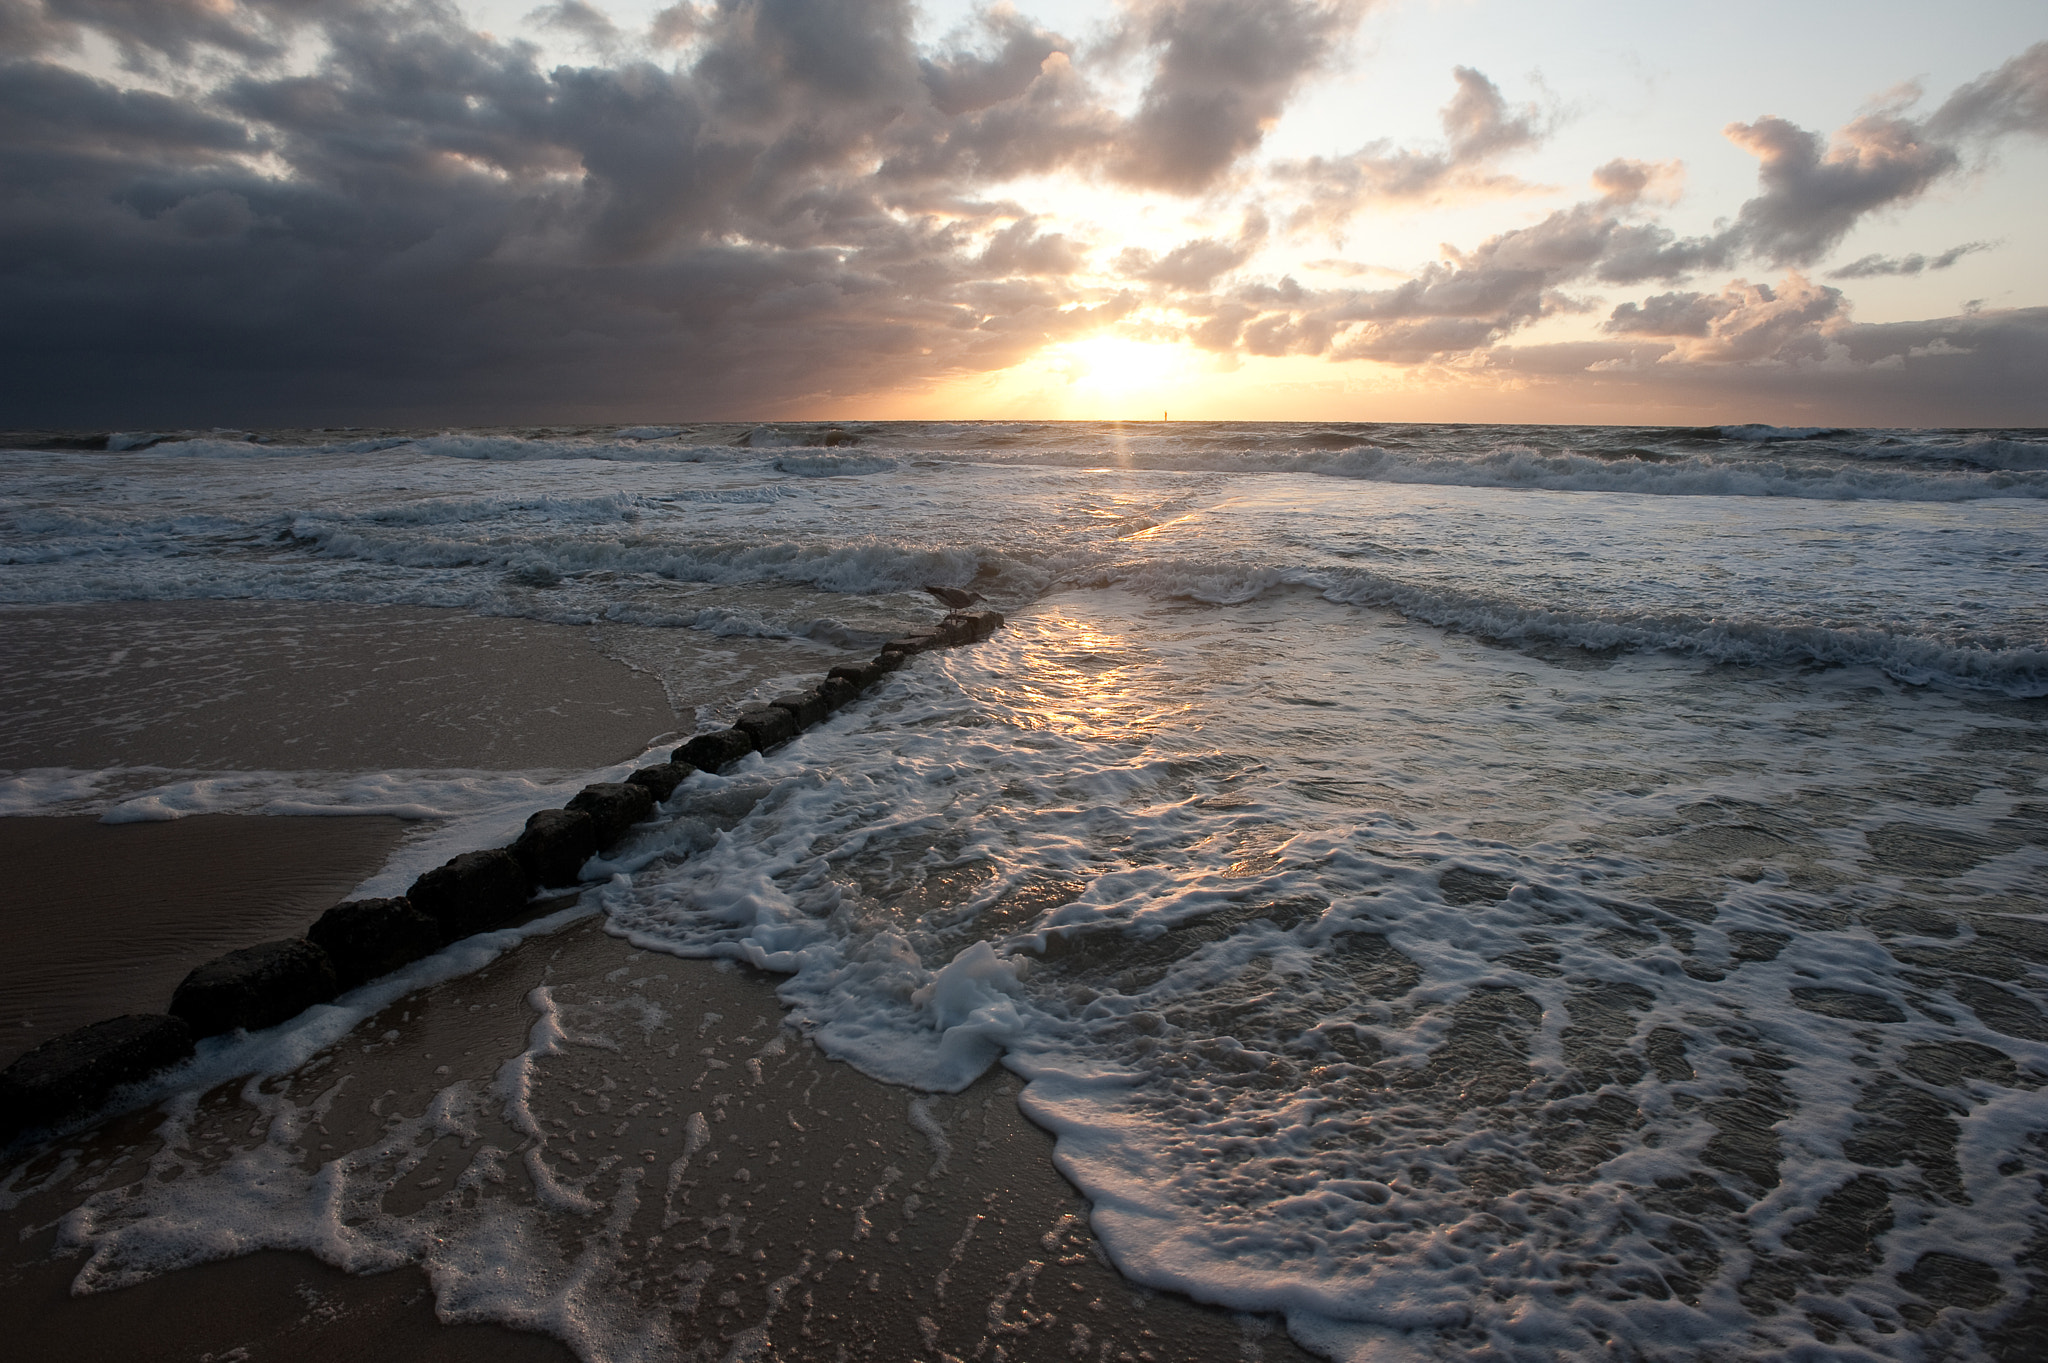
647 3 701 48
1928 40 2048 140
1119 210 1267 290
1108 0 1366 193
1714 43 2048 270
918 6 1065 117
1827 241 1992 279
878 30 1117 190
1275 65 1545 229
0 2 2041 428
34 0 339 63
528 1 624 56
1724 112 1957 266
1603 273 1848 362
979 216 1086 276
1490 305 2048 426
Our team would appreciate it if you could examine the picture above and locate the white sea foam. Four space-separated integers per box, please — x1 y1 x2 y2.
0 766 105 814
586 594 2048 1357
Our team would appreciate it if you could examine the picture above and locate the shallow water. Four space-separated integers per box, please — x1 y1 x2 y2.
3 421 2045 1360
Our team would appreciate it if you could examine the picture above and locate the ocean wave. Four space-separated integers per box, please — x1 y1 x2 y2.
1105 557 2048 698
59 424 2048 500
338 493 652 529
1943 436 2048 472
1299 443 2048 500
406 433 745 464
924 438 2048 501
1716 423 1844 442
771 453 898 477
285 514 1084 602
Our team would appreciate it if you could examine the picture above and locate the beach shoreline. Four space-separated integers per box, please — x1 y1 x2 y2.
0 596 1312 1361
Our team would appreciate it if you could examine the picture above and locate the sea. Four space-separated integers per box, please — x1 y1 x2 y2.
3 420 2046 1360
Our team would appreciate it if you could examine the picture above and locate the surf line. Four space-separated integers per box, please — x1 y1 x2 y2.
0 610 1008 1144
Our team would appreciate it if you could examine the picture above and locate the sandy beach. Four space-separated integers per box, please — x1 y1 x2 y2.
0 598 1304 1360
0 813 408 1065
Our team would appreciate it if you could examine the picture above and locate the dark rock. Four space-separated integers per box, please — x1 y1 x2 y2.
510 808 600 887
674 728 755 772
170 939 340 1038
408 848 534 941
882 633 940 656
828 661 884 689
871 649 908 673
816 675 859 711
626 760 694 802
770 689 830 729
567 781 657 846
0 1014 195 1138
734 705 798 751
953 608 1004 640
934 614 979 646
307 898 444 989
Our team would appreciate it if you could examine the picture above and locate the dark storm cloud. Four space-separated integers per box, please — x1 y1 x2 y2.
1275 66 1543 230
1 0 2043 427
1827 242 1991 279
0 0 1139 423
875 11 1116 191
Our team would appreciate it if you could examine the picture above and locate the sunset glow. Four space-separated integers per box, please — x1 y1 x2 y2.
2 1 2043 426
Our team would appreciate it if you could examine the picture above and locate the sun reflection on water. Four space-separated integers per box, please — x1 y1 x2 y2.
987 610 1193 743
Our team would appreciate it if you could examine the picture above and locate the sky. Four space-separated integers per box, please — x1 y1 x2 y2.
2 0 2044 428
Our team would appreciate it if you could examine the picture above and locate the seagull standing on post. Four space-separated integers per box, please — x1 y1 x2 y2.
923 585 982 609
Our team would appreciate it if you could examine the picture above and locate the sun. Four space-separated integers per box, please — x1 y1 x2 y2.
1035 335 1203 416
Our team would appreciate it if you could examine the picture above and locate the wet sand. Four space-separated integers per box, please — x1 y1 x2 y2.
2 918 1308 1361
0 598 856 1064
0 601 686 772
0 814 411 1066
0 599 1305 1361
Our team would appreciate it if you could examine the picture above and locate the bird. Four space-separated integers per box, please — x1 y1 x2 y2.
922 584 982 609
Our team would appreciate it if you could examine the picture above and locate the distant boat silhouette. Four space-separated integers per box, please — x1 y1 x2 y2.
923 585 982 609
